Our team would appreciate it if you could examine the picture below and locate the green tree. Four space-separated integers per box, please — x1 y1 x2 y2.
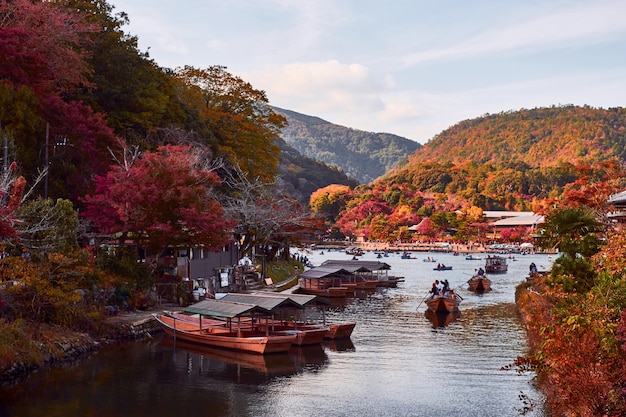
15 198 80 260
536 207 605 292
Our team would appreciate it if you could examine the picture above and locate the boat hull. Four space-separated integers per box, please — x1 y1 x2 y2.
259 324 328 346
154 314 296 354
468 276 492 292
426 293 462 313
325 322 356 339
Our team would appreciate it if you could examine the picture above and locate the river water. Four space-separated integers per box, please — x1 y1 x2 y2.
0 250 553 417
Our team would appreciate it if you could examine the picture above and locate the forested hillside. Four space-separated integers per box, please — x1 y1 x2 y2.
407 105 626 166
276 138 359 205
274 107 421 184
315 105 626 242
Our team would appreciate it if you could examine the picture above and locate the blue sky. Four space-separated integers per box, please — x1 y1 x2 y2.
112 0 626 144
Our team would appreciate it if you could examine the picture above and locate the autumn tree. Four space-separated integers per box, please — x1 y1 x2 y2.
82 144 233 265
175 66 286 181
309 184 352 222
0 0 121 201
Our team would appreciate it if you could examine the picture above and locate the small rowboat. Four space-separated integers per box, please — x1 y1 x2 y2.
425 290 462 313
433 266 452 271
468 274 492 292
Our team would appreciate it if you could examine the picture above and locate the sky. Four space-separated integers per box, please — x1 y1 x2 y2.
111 0 626 144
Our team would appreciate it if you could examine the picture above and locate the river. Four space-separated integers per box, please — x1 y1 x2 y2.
0 250 553 417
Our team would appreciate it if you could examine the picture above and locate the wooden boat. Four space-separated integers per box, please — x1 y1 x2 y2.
298 266 352 298
319 259 399 288
154 299 298 354
467 273 492 292
425 291 462 313
219 293 327 346
324 322 356 339
485 255 508 273
249 292 356 341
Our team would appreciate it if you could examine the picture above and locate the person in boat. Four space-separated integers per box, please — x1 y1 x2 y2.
437 263 441 268
529 262 537 273
436 280 444 294
477 267 485 275
442 279 450 294
431 280 440 295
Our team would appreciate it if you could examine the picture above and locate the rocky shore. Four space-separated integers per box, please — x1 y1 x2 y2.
0 305 172 385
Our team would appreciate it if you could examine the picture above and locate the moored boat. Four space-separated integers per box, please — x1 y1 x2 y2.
425 291 462 313
154 312 296 354
249 292 356 341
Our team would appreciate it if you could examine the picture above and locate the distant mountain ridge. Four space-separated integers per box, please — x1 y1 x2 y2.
275 137 359 205
273 107 421 184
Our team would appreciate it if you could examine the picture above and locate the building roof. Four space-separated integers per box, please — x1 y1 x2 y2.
483 211 535 218
608 190 626 205
490 215 544 227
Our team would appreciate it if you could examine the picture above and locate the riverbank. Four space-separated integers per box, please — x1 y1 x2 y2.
0 304 172 385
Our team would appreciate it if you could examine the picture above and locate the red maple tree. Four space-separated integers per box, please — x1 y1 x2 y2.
82 144 233 260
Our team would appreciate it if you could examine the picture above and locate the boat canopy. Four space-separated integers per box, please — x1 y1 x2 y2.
250 292 331 307
184 299 272 318
219 293 303 312
299 266 353 279
321 260 391 271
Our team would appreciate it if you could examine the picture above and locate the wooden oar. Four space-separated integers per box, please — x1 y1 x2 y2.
415 291 432 310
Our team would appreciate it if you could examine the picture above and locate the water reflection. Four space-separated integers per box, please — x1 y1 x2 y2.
425 309 461 328
160 338 298 377
322 338 356 352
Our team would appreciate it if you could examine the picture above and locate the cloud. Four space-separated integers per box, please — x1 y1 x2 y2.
244 60 386 114
400 1 626 67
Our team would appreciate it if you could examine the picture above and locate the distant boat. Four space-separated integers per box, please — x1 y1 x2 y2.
465 254 482 260
422 256 437 262
433 265 452 271
401 252 416 259
485 255 508 273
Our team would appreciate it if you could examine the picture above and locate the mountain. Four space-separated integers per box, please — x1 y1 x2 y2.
274 107 421 184
404 105 626 167
374 105 626 210
275 137 359 205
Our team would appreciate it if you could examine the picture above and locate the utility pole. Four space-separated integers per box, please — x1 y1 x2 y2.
44 122 49 199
